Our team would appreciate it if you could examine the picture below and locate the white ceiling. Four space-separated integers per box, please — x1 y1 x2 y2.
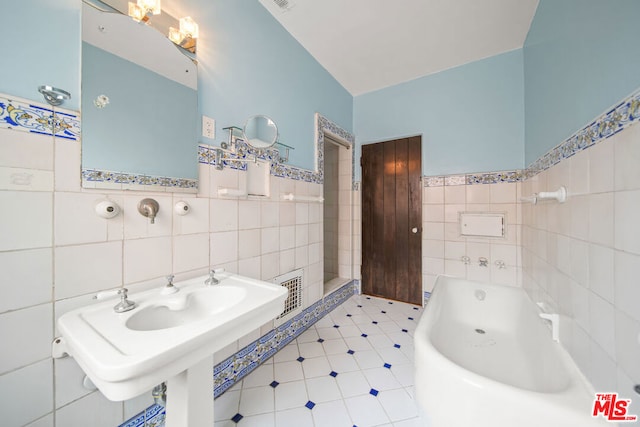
258 0 539 96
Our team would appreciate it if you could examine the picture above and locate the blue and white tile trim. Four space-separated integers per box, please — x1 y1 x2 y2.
0 93 80 140
423 88 640 186
201 113 355 185
119 280 358 427
82 169 198 190
213 280 358 397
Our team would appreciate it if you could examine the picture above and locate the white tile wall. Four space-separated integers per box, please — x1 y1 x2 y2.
522 121 640 401
0 121 340 425
422 180 522 292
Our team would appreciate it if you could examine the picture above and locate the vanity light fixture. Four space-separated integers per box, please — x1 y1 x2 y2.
168 16 199 51
128 0 161 23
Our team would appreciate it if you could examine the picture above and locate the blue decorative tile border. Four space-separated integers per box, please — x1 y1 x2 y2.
119 280 357 427
525 88 640 178
213 280 357 396
422 88 640 187
82 169 198 190
0 93 80 140
203 114 355 185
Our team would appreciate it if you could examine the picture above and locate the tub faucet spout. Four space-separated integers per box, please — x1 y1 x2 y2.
539 313 559 342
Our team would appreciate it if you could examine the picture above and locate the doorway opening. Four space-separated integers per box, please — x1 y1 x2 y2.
323 134 352 295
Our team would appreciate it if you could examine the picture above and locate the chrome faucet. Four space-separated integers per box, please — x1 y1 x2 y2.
204 270 220 286
114 288 136 313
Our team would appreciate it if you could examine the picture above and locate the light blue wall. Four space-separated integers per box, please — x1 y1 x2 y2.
180 0 353 170
523 0 640 165
0 0 352 171
353 50 525 177
0 0 81 110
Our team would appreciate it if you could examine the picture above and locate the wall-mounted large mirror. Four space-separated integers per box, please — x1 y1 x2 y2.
81 2 199 191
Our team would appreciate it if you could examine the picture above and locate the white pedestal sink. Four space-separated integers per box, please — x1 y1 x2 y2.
53 271 287 427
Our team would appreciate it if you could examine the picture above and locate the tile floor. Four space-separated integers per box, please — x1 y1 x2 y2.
213 293 424 427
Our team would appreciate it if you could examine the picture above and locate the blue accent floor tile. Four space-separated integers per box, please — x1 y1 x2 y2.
388 301 393 304
357 305 363 308
384 363 392 369
361 333 368 338
270 381 279 388
372 321 378 324
231 413 243 423
317 338 325 343
408 317 414 320
394 344 401 349
305 400 316 410
346 314 352 317
297 356 305 362
347 349 355 355
369 388 379 396
402 329 408 333
333 324 340 328
330 371 338 377
381 310 386 314
413 307 419 310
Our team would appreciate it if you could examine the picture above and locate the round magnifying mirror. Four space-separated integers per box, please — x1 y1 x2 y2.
243 115 278 149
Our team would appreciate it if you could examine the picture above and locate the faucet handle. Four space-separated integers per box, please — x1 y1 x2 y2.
114 288 136 313
166 274 175 285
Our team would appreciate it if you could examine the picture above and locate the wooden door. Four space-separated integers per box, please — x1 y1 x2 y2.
361 136 422 305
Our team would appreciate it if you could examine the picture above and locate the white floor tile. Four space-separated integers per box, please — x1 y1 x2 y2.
239 386 274 416
322 338 349 355
274 380 308 411
378 388 419 422
327 353 360 373
215 294 423 426
299 341 325 358
305 376 342 403
312 400 353 427
354 349 385 369
344 335 374 351
335 370 371 398
344 394 391 427
301 356 332 378
275 407 315 427
274 360 304 383
363 367 403 391
238 413 275 427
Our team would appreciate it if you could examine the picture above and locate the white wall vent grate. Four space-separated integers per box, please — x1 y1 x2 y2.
273 268 303 325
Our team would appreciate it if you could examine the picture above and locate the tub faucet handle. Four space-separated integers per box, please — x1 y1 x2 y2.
461 256 471 265
479 257 489 267
494 260 506 269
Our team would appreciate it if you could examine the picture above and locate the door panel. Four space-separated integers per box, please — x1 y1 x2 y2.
362 136 422 305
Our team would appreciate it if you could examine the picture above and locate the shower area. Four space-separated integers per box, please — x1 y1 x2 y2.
323 135 353 295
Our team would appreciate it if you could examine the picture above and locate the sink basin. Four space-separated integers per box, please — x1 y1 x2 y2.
126 286 246 331
56 272 287 401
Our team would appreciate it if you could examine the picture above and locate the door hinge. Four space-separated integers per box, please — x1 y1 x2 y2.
360 156 363 167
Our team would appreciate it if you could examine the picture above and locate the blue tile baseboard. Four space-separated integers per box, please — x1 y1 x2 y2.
119 280 358 427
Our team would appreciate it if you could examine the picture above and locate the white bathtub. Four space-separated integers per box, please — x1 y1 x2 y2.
414 276 606 427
